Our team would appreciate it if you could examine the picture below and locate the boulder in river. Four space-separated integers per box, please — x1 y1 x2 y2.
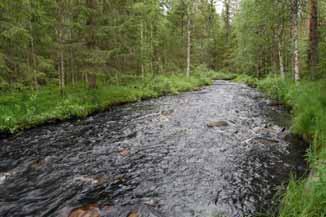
73 175 108 185
120 148 129 157
207 121 229 128
127 210 139 217
267 100 283 107
68 204 105 217
0 172 10 184
108 204 164 217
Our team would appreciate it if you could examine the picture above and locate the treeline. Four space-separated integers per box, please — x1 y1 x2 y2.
0 0 232 91
1 0 325 91
234 0 326 80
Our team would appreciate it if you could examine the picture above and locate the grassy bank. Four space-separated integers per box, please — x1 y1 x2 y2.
237 74 326 217
0 71 235 135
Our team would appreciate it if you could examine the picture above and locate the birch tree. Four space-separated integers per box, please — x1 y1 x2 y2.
292 0 300 82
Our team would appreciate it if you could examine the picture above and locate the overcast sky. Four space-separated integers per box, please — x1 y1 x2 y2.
215 1 224 14
162 1 225 15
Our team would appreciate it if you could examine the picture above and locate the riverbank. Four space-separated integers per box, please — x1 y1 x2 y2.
237 74 326 217
0 71 235 135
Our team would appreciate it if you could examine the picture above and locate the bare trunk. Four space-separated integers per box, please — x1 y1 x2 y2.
70 49 75 86
86 0 97 88
60 50 65 95
29 20 38 90
308 0 319 76
57 0 65 95
278 40 285 79
150 23 153 75
31 37 38 89
293 30 300 82
85 72 88 87
224 0 231 41
186 17 191 77
292 0 300 82
140 21 144 78
58 54 61 91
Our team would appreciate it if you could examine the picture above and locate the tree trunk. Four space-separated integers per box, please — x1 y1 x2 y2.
29 19 38 90
86 0 97 88
223 0 231 69
292 0 300 82
150 23 154 75
278 39 285 79
186 16 191 77
223 0 231 41
31 36 38 89
57 0 65 95
60 50 65 95
308 0 319 77
140 21 144 78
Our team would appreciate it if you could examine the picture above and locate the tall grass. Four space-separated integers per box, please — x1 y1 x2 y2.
253 75 326 217
0 71 235 134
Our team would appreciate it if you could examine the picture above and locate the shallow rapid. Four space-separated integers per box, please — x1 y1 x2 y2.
0 81 306 217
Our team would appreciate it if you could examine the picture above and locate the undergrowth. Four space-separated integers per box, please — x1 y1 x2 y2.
0 70 235 134
240 74 326 217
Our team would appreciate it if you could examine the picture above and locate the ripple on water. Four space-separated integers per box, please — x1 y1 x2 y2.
0 81 306 217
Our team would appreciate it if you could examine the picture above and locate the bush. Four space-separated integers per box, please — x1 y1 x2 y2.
234 73 258 86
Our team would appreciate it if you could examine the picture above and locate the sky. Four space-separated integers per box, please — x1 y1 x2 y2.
215 1 224 14
162 0 225 15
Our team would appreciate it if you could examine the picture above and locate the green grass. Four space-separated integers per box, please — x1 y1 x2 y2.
239 74 326 217
278 148 326 217
0 71 235 134
234 73 259 87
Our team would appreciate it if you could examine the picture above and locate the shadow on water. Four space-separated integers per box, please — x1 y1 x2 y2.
0 81 307 217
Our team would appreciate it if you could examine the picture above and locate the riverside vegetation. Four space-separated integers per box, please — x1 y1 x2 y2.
1 0 326 217
258 77 326 217
1 71 326 217
237 74 326 217
0 70 235 134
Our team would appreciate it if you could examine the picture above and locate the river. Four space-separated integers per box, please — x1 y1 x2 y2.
0 81 306 217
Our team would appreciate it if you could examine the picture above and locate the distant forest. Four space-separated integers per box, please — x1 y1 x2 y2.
0 0 325 90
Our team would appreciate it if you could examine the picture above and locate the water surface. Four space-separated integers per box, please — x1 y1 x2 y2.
0 81 306 217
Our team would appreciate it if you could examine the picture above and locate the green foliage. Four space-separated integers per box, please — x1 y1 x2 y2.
0 71 227 134
256 76 326 149
250 75 326 217
0 0 230 88
234 73 258 87
318 0 326 77
279 163 326 217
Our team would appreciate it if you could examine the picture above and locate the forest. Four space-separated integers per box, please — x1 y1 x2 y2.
0 0 325 217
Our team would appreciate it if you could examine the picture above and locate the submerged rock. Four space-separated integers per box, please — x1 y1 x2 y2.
127 210 139 217
0 170 17 185
108 204 164 217
207 121 229 128
160 109 174 116
73 175 108 185
68 204 103 217
268 100 283 107
0 172 10 184
120 148 129 157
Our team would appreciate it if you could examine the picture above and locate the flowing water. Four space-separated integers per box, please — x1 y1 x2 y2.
0 81 306 217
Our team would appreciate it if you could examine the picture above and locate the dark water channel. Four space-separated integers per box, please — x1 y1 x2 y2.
0 81 306 217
